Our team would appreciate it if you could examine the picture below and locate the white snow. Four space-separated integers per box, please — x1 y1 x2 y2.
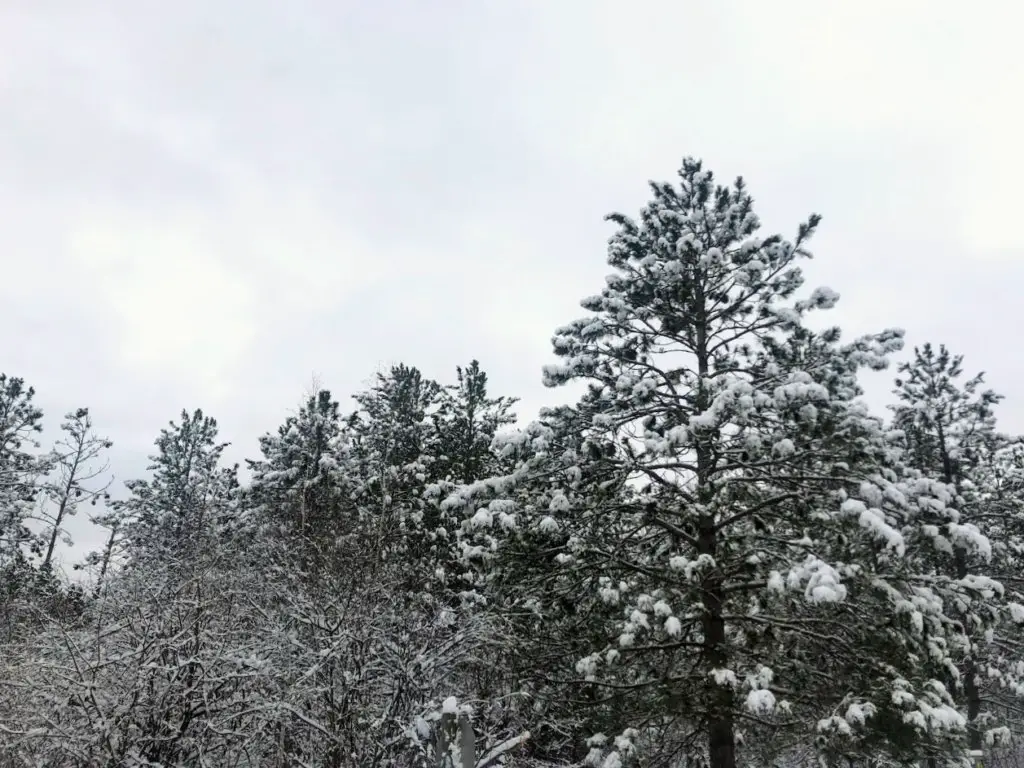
745 689 776 715
538 515 560 533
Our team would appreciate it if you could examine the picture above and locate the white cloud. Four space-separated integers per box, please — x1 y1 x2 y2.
67 187 389 399
956 14 1024 255
512 1 1023 254
69 212 257 398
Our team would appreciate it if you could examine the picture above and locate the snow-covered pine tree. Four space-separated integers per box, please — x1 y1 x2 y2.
978 438 1024 754
892 344 1001 491
340 361 520 591
447 158 979 767
344 364 443 576
0 373 54 639
117 408 239 567
350 364 441 473
982 438 1024 601
38 408 112 571
891 344 1023 753
247 388 345 540
434 360 518 486
235 365 523 765
78 505 125 597
424 360 520 606
446 398 637 764
0 374 47 570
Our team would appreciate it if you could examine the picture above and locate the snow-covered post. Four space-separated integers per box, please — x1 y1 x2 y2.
431 697 475 768
422 695 530 768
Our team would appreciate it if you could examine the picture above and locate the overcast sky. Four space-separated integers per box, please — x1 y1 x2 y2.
2 1 1021 564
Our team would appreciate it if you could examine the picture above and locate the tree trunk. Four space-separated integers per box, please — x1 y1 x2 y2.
938 422 983 753
957 547 983 752
93 523 118 598
696 288 736 768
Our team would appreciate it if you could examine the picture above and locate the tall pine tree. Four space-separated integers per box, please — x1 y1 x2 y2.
248 388 345 540
39 407 112 571
892 344 1021 754
434 360 518 485
118 409 239 567
0 374 46 569
448 158 979 767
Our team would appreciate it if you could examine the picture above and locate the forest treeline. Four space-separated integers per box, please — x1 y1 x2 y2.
2 158 1024 768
